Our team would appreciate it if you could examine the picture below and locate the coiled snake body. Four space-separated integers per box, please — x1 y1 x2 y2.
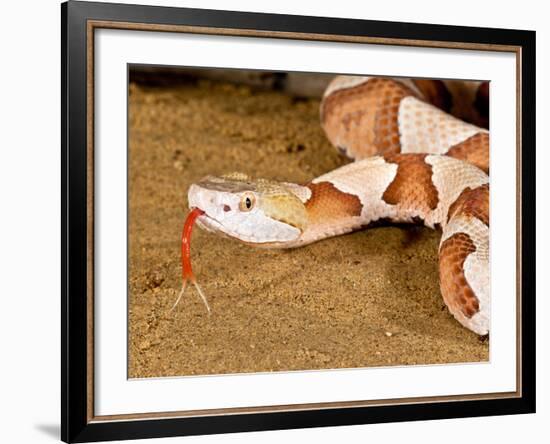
188 76 490 335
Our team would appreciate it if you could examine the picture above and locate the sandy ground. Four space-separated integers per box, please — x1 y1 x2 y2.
128 77 488 378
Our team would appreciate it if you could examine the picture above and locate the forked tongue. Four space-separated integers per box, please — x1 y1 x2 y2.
170 208 211 314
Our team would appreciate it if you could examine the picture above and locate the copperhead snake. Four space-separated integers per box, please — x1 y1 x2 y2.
184 76 490 336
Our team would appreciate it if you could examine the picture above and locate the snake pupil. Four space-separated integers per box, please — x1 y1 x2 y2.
245 197 251 209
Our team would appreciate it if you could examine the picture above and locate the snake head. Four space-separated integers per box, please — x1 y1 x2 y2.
187 173 308 245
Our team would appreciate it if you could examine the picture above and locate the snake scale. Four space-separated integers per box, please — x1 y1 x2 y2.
186 76 490 336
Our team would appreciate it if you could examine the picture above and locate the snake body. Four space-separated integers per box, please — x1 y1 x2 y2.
188 76 490 336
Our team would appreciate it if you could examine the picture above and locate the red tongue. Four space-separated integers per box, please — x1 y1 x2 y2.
170 208 210 314
181 208 204 282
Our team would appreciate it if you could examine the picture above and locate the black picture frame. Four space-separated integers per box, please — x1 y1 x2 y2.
62 1 536 442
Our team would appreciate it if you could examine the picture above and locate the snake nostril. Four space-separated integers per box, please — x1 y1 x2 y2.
223 204 231 212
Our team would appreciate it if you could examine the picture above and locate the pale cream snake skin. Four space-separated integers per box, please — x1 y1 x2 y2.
188 76 490 336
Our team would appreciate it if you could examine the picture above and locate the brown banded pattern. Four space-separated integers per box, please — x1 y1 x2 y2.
446 133 490 173
447 184 490 227
382 153 439 214
438 233 480 319
305 181 362 225
321 78 418 159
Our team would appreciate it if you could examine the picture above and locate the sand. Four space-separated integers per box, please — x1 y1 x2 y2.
128 78 488 378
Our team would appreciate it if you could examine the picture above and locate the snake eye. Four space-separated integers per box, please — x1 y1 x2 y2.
239 193 255 212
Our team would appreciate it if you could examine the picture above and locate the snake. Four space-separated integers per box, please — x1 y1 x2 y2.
185 76 490 336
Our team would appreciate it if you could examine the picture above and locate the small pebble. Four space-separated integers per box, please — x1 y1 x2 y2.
385 331 393 337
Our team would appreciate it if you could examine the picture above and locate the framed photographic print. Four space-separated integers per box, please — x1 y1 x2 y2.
61 1 536 442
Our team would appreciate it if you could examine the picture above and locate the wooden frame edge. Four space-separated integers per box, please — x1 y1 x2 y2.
88 19 521 52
